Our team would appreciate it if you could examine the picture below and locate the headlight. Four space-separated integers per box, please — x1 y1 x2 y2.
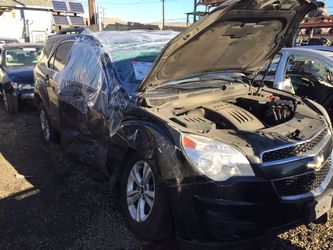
181 134 254 181
11 82 18 89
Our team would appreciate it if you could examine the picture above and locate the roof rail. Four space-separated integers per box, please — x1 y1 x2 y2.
55 27 86 35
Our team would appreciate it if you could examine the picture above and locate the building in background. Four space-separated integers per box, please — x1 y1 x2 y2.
0 0 53 43
0 0 85 43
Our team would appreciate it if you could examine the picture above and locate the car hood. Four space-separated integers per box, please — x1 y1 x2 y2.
139 0 316 92
4 66 34 84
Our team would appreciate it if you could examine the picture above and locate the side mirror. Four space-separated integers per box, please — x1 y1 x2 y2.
281 76 295 94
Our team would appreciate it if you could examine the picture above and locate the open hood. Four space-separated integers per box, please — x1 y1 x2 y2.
139 0 317 92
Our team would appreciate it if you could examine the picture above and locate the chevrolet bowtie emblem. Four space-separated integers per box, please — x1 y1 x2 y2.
307 154 325 171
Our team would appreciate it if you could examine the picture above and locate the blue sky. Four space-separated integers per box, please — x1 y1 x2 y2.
82 0 333 24
82 0 204 23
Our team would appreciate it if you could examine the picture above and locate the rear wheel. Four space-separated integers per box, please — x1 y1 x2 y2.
2 90 18 114
38 103 59 143
121 154 173 240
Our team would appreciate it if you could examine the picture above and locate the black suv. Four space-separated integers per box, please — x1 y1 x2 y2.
34 0 333 248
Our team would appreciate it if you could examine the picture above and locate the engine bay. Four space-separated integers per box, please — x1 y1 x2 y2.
150 88 297 133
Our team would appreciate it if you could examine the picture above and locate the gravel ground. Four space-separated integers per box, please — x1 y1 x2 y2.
0 104 332 250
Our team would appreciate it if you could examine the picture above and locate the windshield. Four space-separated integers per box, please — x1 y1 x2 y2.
111 45 165 94
4 47 43 67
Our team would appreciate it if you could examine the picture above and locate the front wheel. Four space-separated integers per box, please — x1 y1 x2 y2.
121 154 173 240
2 90 18 114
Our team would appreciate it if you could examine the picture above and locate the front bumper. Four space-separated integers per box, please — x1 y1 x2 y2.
167 177 333 249
16 89 34 101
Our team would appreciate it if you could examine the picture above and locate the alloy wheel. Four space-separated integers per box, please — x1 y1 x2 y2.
126 160 155 222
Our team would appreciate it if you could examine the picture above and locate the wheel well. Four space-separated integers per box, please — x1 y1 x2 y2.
117 148 136 177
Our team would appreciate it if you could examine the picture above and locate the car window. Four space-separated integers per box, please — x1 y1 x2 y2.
59 42 106 94
58 42 109 114
49 41 73 71
270 53 282 72
4 47 42 67
253 53 281 87
286 55 333 86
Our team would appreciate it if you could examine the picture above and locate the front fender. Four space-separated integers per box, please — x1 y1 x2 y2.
1 72 15 93
114 121 196 184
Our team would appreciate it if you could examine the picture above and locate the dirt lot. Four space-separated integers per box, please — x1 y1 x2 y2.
0 105 332 250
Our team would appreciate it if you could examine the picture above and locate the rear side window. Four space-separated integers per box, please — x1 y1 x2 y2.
49 41 74 71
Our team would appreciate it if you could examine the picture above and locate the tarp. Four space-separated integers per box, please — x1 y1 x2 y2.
55 30 178 135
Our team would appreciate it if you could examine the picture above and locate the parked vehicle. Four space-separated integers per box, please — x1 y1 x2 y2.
262 48 333 119
34 0 333 248
0 37 19 44
0 43 43 113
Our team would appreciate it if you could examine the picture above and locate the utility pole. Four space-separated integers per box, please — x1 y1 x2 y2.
193 0 197 23
161 0 165 30
88 0 96 25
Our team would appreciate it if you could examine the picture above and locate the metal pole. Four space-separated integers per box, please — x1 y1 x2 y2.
88 0 96 25
162 0 165 30
103 7 105 25
193 0 197 23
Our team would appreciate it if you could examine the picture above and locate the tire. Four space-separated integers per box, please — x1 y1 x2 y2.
38 103 60 143
2 90 19 114
120 153 173 240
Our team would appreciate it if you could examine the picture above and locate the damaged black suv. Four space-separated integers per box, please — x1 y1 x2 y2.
34 0 333 248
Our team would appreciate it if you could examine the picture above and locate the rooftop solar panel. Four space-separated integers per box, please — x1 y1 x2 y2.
52 1 68 12
69 2 84 13
69 16 85 26
53 15 69 25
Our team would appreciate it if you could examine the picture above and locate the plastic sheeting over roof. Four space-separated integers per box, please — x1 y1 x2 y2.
55 30 178 136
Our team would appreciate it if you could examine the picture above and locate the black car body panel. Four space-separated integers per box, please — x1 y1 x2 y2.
4 67 34 84
34 0 333 246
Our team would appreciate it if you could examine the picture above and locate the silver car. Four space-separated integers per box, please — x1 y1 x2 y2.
263 47 333 119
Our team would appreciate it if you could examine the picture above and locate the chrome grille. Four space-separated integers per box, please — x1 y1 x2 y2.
272 157 331 197
262 129 328 163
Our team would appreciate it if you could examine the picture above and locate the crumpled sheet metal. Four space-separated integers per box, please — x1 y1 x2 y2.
55 30 178 136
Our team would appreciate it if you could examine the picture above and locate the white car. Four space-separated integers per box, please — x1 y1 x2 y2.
262 47 333 118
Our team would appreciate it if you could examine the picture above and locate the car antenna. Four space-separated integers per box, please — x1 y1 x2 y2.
256 59 273 95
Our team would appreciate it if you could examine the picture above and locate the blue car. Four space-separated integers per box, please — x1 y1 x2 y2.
0 43 43 113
